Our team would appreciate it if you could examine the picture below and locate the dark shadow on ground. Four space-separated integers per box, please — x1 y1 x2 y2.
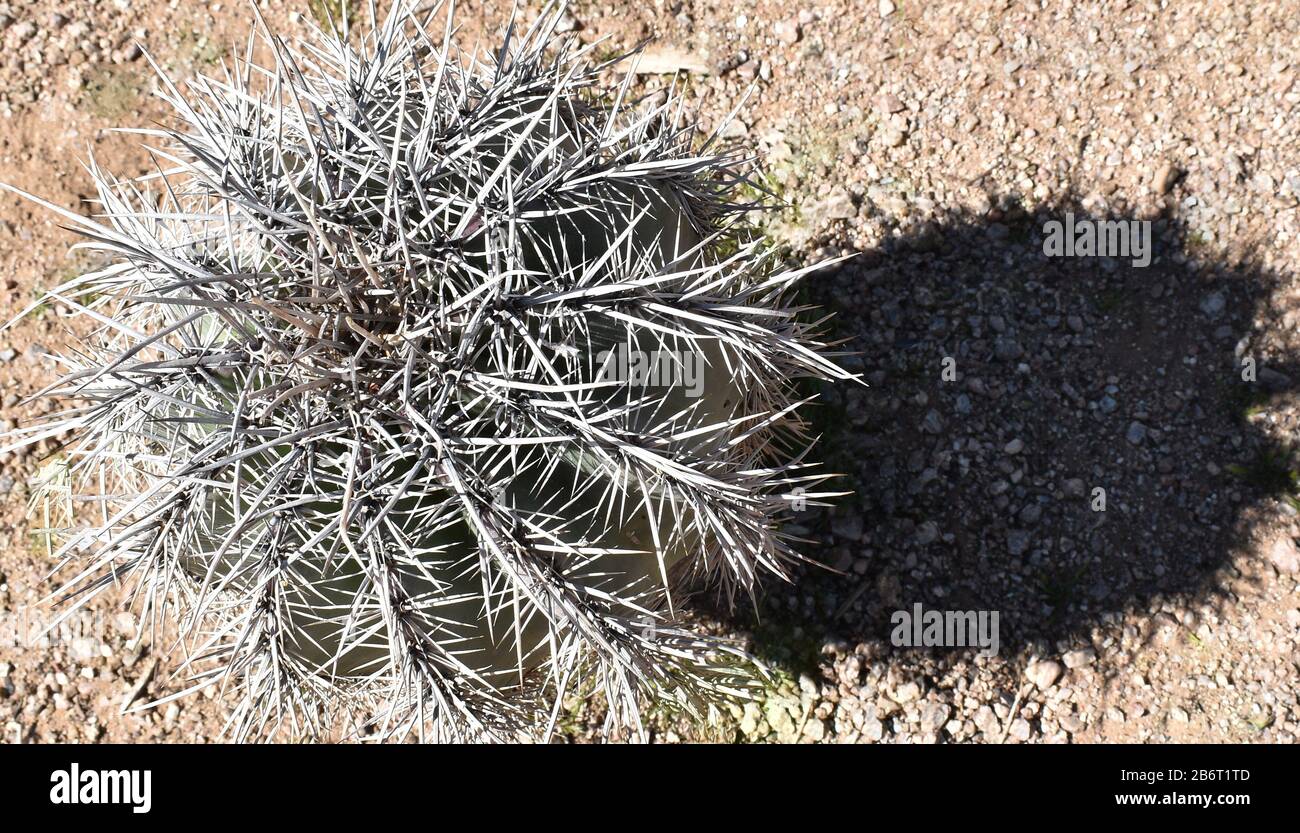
706 194 1299 681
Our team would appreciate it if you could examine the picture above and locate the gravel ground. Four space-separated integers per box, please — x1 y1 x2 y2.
1 0 1298 743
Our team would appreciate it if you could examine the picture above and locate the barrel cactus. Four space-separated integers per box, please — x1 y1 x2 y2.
2 3 854 741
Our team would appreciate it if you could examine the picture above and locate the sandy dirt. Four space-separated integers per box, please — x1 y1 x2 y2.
1 0 1298 743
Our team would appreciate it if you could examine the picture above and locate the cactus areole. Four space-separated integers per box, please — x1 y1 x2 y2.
1 3 856 740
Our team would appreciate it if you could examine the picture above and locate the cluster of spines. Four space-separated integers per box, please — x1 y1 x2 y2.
0 1 855 741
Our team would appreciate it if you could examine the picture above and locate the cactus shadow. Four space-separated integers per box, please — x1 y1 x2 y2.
705 195 1299 684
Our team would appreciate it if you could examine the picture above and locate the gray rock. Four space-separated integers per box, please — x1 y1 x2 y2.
909 226 942 253
1126 421 1148 445
1200 292 1226 319
1258 367 1292 392
832 515 864 541
1007 529 1032 556
994 338 1023 361
921 408 945 435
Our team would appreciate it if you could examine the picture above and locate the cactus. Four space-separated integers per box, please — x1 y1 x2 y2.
1 3 855 741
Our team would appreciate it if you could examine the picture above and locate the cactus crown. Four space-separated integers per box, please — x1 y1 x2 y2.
2 2 855 741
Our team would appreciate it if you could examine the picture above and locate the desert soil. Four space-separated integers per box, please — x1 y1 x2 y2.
1 0 1298 743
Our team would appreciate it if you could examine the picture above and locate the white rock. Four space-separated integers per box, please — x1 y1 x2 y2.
554 11 579 33
1062 648 1096 669
1026 659 1063 689
633 48 712 75
809 189 856 222
892 681 921 703
774 20 800 45
70 637 98 663
1268 536 1300 573
802 717 827 741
